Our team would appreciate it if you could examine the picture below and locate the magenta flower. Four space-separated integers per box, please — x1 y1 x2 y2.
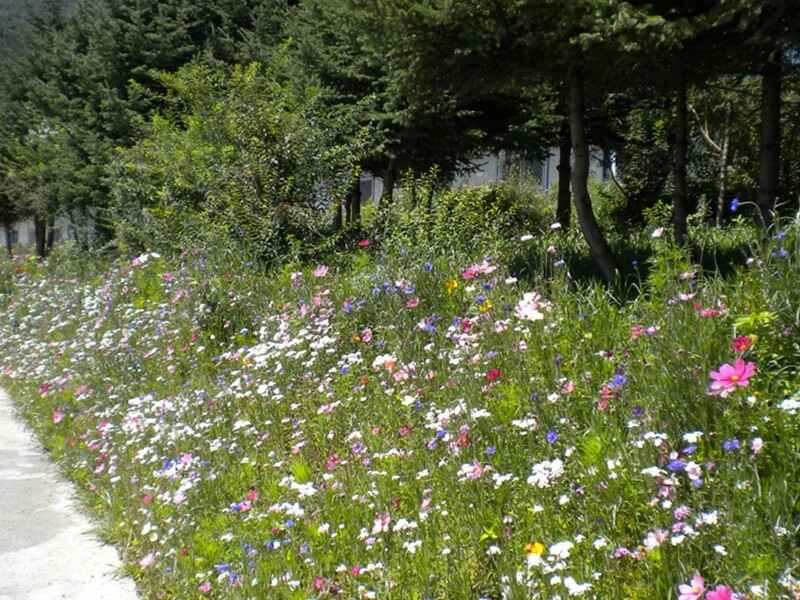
706 585 737 600
313 264 329 278
709 358 756 396
678 573 705 600
52 408 65 424
730 335 753 353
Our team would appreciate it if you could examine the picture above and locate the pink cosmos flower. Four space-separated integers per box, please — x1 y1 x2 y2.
358 239 371 248
198 582 212 594
678 573 705 600
313 264 329 278
405 297 420 309
709 358 756 396
138 552 156 569
706 585 737 600
52 408 65 424
730 335 753 353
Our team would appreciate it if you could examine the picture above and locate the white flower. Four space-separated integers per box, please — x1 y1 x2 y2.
520 234 534 241
564 576 592 596
514 291 553 322
548 541 574 559
651 227 665 238
683 431 704 443
402 539 422 554
527 458 564 488
778 397 800 414
713 544 728 556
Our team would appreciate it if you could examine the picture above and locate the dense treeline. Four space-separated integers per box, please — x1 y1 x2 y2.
0 0 798 281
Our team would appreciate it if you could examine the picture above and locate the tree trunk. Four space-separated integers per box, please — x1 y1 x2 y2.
3 224 13 257
351 180 361 225
673 77 689 245
344 193 352 225
381 158 396 204
556 118 571 229
715 104 732 227
568 61 616 285
34 215 47 258
46 216 56 251
757 47 782 225
333 199 343 230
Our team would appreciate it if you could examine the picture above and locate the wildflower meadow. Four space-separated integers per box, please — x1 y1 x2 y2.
0 209 799 599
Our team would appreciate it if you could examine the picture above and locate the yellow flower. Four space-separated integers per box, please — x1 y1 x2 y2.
525 542 545 557
444 278 459 294
479 299 493 313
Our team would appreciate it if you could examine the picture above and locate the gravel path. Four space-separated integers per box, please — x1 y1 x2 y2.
0 388 139 600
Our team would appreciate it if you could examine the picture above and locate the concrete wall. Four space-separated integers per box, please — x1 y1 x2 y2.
0 215 84 249
361 146 611 203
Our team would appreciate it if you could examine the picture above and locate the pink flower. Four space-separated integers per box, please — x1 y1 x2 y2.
730 335 753 353
709 358 756 396
405 297 420 309
678 573 705 600
360 328 373 343
485 368 502 382
706 585 736 600
313 265 329 278
358 239 371 248
138 552 156 569
52 408 65 424
198 582 212 594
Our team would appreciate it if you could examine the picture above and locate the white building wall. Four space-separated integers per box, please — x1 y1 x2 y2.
0 215 83 249
361 147 609 202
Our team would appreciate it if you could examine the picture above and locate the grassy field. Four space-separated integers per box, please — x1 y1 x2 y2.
0 212 798 599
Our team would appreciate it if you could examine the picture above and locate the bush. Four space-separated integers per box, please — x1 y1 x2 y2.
375 172 551 264
110 54 367 263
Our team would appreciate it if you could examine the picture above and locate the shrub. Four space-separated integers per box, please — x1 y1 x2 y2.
110 54 367 263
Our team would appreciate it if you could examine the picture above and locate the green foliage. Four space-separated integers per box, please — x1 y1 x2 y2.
110 57 367 262
376 172 550 263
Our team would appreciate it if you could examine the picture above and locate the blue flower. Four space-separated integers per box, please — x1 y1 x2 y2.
485 445 497 456
609 373 627 389
723 438 740 453
730 197 740 212
546 430 559 444
667 460 686 472
423 262 434 272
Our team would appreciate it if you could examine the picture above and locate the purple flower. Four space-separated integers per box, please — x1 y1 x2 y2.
723 438 740 453
667 460 686 472
546 430 559 444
